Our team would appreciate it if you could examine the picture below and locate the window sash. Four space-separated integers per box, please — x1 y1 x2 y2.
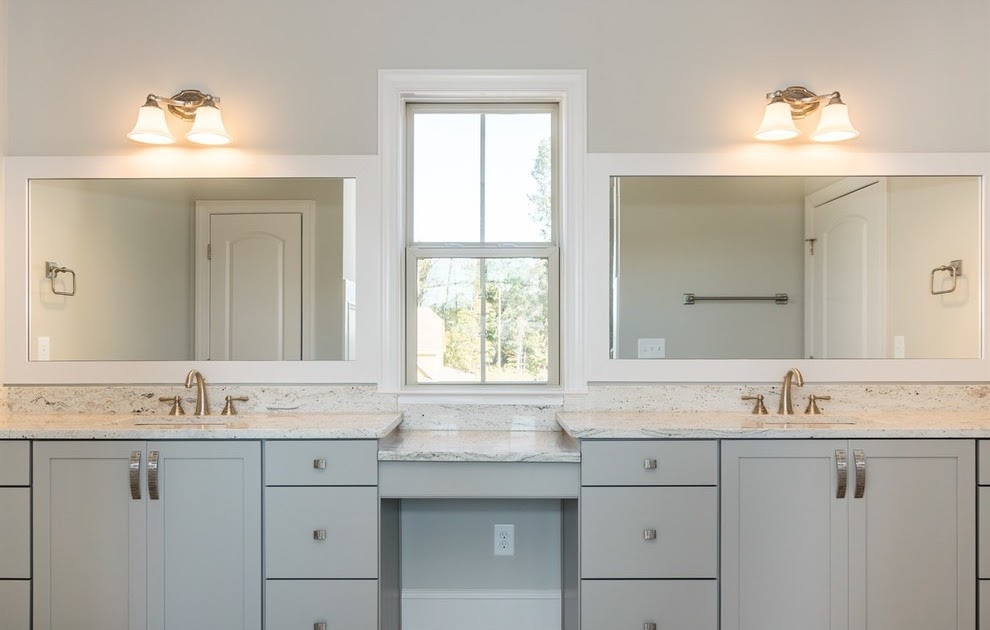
405 247 560 386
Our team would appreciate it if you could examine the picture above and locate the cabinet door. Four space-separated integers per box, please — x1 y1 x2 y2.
721 440 848 630
33 441 147 630
847 439 975 630
146 441 262 630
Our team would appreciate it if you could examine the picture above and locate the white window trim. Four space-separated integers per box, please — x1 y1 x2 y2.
379 70 587 398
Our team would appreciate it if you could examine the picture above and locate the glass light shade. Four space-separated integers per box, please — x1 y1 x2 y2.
754 99 799 141
186 103 231 145
811 101 859 142
127 103 175 144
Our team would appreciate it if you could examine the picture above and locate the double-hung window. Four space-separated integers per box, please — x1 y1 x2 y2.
406 103 559 386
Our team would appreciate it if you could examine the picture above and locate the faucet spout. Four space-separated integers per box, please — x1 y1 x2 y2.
778 367 804 415
184 369 209 416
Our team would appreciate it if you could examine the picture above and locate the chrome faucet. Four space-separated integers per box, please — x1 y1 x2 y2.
778 367 805 415
184 369 209 416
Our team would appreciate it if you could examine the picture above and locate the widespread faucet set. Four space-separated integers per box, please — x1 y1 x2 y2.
158 369 248 416
742 368 832 415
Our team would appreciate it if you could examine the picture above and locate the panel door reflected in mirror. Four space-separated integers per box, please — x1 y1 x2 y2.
29 178 357 361
610 176 981 360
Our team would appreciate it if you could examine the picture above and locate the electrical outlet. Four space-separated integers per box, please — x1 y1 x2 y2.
637 338 665 358
494 523 514 556
893 335 906 359
37 336 50 361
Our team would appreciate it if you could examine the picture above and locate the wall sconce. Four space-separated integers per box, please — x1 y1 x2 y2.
755 86 859 142
127 89 231 145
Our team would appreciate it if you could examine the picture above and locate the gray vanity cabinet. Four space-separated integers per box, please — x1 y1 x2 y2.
580 440 719 630
263 440 379 630
722 439 975 630
33 440 262 630
0 441 30 630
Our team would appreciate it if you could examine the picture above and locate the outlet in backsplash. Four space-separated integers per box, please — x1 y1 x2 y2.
5 383 990 425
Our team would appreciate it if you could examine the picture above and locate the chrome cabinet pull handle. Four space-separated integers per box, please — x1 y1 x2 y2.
853 449 866 498
643 529 657 541
835 450 848 499
314 623 327 630
129 451 142 500
313 529 327 541
643 458 657 470
313 458 327 470
148 451 160 500
644 624 657 630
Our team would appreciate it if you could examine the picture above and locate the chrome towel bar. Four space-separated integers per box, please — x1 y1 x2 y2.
683 293 788 305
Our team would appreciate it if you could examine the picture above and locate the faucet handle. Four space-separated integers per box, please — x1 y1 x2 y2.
805 394 832 415
158 395 185 416
221 395 249 416
742 394 769 415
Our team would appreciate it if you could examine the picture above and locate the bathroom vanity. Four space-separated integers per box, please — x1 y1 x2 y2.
3 411 989 630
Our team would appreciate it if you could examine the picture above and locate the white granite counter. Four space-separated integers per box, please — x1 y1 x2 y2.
0 412 402 440
378 429 581 462
556 411 990 439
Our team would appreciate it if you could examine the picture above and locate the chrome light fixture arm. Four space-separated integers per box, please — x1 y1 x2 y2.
765 86 842 119
145 89 222 121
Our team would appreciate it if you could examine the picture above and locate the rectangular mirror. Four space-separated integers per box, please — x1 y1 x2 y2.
610 176 982 360
29 177 356 362
4 155 380 384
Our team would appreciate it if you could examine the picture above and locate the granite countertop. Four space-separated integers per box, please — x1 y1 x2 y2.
556 410 990 439
0 411 402 440
378 429 581 462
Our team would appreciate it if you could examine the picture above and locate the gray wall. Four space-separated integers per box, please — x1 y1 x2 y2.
4 0 989 156
401 499 562 590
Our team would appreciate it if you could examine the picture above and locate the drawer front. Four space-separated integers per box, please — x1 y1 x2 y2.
982 581 990 630
266 486 378 578
0 442 30 486
981 441 990 486
0 488 30 578
582 486 717 578
265 440 378 486
266 579 377 630
582 579 717 630
982 487 990 578
581 440 717 486
0 580 31 630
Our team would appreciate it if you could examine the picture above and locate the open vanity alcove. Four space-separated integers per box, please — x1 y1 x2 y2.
377 436 581 630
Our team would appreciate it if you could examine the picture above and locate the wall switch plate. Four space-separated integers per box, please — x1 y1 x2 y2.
37 336 50 361
494 523 514 556
637 338 666 358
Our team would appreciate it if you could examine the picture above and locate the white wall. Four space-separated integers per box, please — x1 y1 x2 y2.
4 0 989 155
616 177 806 359
29 178 346 361
888 177 981 358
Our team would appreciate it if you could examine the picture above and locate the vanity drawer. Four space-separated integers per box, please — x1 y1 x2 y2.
0 580 30 630
980 441 990 486
981 487 990 578
581 486 717 578
0 442 30 486
981 581 990 630
265 440 378 486
582 579 717 630
266 579 377 630
0 488 30 578
266 486 378 578
581 440 717 486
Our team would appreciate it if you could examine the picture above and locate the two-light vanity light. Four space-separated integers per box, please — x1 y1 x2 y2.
755 86 859 142
127 89 231 145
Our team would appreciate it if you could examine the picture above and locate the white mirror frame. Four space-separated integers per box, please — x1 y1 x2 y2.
584 151 990 382
3 154 381 384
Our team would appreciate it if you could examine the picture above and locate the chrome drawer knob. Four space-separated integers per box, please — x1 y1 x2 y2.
313 458 327 470
643 529 657 541
313 529 327 541
644 458 658 470
314 623 327 630
644 623 657 630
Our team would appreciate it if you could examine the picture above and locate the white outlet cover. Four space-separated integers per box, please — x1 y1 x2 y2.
494 523 514 556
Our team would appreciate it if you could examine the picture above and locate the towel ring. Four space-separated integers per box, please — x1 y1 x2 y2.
46 261 76 297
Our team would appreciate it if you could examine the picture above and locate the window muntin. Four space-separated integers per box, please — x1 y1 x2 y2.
406 103 558 385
